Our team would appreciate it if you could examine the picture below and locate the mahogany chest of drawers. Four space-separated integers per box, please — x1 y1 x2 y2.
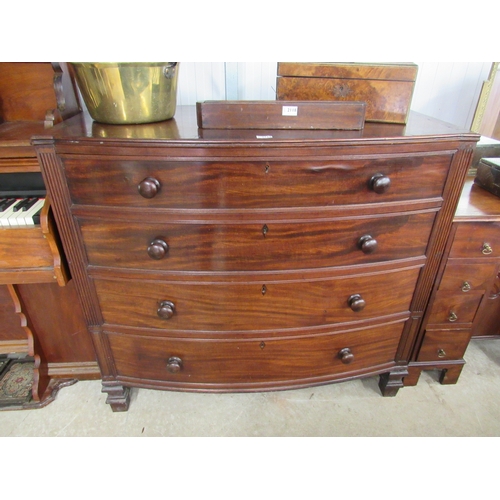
33 108 478 411
407 178 500 385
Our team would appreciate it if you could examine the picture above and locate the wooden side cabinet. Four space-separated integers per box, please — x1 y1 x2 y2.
406 178 500 385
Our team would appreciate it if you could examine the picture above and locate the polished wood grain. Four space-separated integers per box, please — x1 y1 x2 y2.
277 62 418 81
79 211 435 272
426 290 483 325
416 328 472 362
106 321 403 389
276 63 418 124
94 266 421 332
438 261 500 291
409 176 500 384
62 154 452 210
449 221 500 258
33 106 479 409
196 100 366 130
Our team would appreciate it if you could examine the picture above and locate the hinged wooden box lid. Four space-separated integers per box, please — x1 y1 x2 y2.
276 62 418 124
196 100 366 130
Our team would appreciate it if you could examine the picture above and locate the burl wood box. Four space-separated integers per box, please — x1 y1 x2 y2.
276 62 418 124
474 157 500 198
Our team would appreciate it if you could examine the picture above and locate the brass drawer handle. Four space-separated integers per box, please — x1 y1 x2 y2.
166 356 183 373
138 177 161 199
437 349 447 358
358 235 378 254
461 281 471 292
482 243 493 255
369 173 391 194
157 300 176 319
448 311 458 322
148 238 169 260
338 348 354 364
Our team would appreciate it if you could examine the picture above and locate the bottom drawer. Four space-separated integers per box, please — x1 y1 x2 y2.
106 322 404 389
417 329 472 362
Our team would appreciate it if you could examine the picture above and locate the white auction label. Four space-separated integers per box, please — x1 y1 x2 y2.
282 105 298 116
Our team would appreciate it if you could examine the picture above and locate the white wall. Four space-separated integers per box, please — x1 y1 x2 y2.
177 62 493 129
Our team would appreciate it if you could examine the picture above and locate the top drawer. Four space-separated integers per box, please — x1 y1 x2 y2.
61 154 451 210
449 222 500 259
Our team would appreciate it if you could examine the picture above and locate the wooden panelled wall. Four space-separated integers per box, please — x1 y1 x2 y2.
176 62 493 129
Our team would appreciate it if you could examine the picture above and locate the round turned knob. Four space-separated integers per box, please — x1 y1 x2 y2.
369 173 391 194
157 300 176 319
358 235 378 254
148 238 169 260
166 356 183 373
348 294 366 312
338 348 354 364
482 243 493 255
138 177 161 199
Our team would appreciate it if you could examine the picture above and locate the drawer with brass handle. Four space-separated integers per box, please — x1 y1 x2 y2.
426 290 483 326
449 222 500 259
417 329 472 362
438 261 500 292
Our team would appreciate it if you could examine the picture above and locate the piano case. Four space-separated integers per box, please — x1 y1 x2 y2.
475 157 500 198
276 62 418 124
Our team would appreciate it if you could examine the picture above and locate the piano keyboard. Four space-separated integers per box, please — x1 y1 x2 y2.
0 197 45 227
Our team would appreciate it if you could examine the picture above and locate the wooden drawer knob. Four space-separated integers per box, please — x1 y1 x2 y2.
138 177 161 199
369 173 391 194
338 348 354 364
148 238 169 259
358 235 378 254
166 356 183 373
348 294 366 312
157 300 176 319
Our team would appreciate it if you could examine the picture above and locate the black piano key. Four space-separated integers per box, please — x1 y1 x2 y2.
12 198 30 212
0 198 16 211
21 197 39 211
32 208 42 225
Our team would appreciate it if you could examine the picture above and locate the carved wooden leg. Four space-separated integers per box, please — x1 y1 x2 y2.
378 367 409 397
439 364 464 385
101 381 130 412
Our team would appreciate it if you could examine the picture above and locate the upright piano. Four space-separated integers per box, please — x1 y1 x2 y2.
0 63 98 409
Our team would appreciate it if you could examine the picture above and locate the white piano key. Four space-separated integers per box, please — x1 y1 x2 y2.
0 198 23 227
24 199 45 225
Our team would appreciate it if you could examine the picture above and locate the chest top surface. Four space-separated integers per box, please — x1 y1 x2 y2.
34 106 479 149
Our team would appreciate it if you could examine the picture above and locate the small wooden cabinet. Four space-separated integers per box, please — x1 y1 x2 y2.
34 108 478 411
407 178 500 385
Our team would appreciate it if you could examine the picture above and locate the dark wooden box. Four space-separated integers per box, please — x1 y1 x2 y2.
196 100 366 130
276 62 418 124
474 157 500 198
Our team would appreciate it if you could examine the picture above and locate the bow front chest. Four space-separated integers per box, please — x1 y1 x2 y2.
33 108 478 411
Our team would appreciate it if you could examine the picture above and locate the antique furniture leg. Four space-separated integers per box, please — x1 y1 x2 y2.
378 367 409 397
101 381 130 412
